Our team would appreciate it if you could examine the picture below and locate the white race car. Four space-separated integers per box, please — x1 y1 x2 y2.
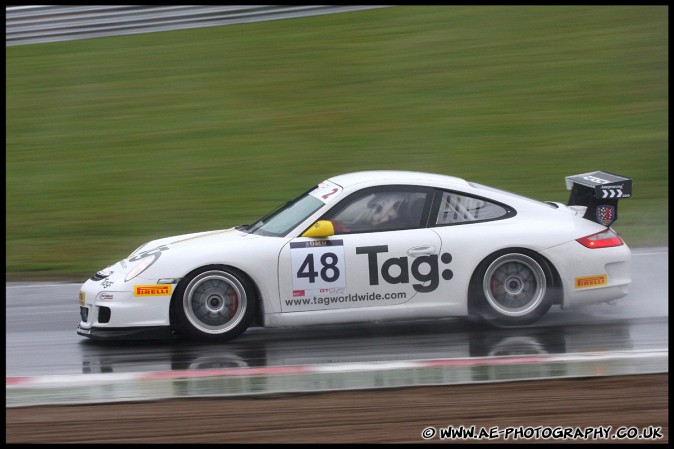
77 170 632 341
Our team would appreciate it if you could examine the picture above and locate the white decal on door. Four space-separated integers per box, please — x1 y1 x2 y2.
290 240 347 297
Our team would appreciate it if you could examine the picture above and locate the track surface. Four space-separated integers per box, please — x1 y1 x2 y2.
5 247 669 443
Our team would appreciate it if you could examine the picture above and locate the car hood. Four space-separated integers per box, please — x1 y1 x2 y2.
130 227 264 257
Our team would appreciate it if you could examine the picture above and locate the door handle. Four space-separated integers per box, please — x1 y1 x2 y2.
407 246 436 257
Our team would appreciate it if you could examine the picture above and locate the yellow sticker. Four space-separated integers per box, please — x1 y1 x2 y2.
575 274 607 289
134 285 173 296
79 290 86 306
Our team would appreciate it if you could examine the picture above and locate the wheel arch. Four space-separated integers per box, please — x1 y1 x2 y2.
467 247 563 320
169 263 265 334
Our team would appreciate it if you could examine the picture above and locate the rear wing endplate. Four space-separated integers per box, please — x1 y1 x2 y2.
565 171 632 227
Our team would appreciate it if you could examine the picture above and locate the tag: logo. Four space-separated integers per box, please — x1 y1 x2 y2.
355 245 453 293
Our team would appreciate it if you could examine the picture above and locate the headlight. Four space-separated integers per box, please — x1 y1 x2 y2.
124 256 155 282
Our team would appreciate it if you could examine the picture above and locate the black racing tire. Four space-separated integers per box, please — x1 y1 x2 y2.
470 250 554 327
171 265 255 342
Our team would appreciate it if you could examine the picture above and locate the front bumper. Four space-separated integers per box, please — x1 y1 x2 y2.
78 268 177 339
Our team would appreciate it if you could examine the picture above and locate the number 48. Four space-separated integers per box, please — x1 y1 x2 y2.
297 252 340 283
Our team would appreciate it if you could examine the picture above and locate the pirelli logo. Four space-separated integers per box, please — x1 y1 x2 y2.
134 285 172 296
575 274 607 289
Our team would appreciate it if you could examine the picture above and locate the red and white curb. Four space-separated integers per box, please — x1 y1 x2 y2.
6 349 668 407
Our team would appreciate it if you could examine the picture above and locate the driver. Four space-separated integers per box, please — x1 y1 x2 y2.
367 194 403 226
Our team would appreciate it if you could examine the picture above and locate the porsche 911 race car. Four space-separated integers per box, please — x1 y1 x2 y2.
77 170 632 341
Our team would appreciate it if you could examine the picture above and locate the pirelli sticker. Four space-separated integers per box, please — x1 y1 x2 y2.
134 285 172 296
575 274 607 289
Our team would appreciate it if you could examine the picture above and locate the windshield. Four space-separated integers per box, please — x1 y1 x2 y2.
246 189 325 237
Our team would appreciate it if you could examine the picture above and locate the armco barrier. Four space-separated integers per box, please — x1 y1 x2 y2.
6 5 391 46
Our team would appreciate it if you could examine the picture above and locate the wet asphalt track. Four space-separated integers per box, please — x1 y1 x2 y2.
5 247 668 378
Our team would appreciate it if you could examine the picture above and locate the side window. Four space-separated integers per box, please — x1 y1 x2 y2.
323 187 429 234
435 191 509 225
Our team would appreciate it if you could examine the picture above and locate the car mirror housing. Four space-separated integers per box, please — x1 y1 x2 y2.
301 220 335 238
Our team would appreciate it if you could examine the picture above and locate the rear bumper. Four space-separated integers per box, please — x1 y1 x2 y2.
540 240 631 309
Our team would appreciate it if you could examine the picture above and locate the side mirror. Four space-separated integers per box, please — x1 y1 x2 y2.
301 220 335 238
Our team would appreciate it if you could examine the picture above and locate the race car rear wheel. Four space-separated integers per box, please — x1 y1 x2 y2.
471 251 553 327
172 266 255 342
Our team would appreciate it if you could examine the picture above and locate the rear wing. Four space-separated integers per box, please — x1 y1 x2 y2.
565 171 632 227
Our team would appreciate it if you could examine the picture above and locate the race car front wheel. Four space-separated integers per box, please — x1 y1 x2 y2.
172 266 255 342
471 250 554 327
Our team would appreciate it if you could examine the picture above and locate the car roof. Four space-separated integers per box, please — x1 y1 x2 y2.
327 170 471 189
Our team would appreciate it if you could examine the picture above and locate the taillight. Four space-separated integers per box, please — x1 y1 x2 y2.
576 229 624 248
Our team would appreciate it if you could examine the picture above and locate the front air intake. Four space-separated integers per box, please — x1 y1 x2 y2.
80 306 89 322
97 306 111 324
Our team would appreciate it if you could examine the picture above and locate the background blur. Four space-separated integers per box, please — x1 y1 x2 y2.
6 6 668 280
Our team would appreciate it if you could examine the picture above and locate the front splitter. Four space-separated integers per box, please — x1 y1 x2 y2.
77 325 173 341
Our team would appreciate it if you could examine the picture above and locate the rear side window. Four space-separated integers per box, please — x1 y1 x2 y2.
435 191 510 225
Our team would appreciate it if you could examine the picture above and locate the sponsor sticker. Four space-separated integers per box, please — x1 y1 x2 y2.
583 175 611 185
309 181 342 203
356 245 453 293
575 274 607 289
596 205 615 226
79 290 86 306
134 285 173 296
128 245 169 262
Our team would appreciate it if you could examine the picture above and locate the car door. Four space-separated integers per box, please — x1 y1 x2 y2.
278 186 442 313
